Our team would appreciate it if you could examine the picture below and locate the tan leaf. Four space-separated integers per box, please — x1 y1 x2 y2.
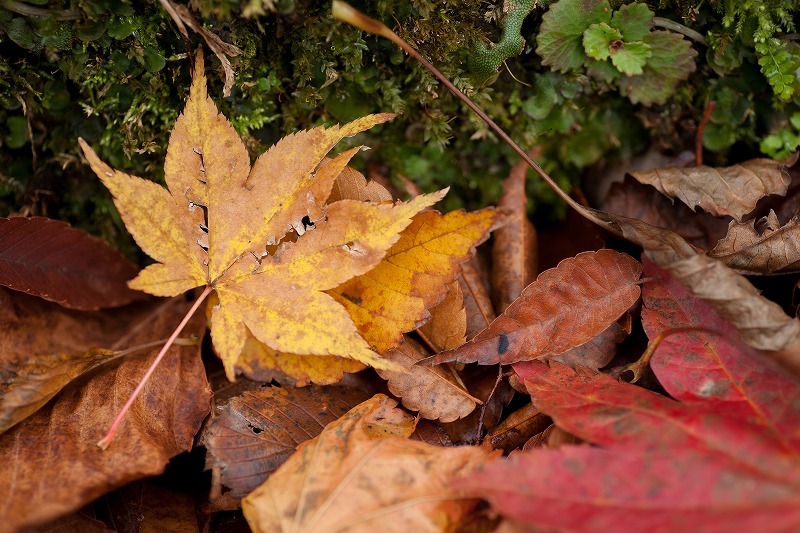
492 157 538 313
0 294 210 531
377 336 480 422
629 158 791 222
327 164 393 203
417 282 467 352
241 394 493 533
424 250 642 366
203 385 371 499
709 210 800 273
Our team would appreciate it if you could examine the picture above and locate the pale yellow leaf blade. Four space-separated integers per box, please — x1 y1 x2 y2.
78 139 206 296
209 114 395 279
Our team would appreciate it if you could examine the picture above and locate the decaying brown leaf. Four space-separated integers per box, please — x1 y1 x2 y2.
241 394 494 533
424 250 642 366
709 210 800 274
377 336 480 422
0 295 210 532
492 157 537 313
630 158 791 222
417 281 467 353
203 385 371 500
487 402 551 454
546 319 629 370
327 164 393 203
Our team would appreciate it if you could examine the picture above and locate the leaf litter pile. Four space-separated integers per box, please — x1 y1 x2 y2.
4 11 800 533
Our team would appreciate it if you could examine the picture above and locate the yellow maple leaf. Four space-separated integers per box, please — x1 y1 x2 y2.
79 50 443 379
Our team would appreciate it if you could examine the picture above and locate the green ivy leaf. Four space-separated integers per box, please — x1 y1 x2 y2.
755 38 800 101
617 31 697 105
583 22 621 61
610 41 652 75
536 0 612 72
609 3 653 42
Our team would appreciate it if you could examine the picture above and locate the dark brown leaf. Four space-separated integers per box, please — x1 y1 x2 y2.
203 385 371 500
0 217 143 310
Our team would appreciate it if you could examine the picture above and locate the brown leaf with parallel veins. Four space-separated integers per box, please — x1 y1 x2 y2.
0 294 210 532
630 158 792 222
241 394 494 533
459 258 496 340
377 336 480 422
492 158 538 313
417 282 467 352
602 177 728 251
0 217 143 310
709 210 800 274
423 250 642 366
203 385 371 500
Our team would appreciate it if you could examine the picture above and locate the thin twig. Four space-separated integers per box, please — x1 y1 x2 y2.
695 101 716 166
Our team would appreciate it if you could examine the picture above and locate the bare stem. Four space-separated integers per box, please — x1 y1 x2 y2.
98 285 213 450
331 1 609 230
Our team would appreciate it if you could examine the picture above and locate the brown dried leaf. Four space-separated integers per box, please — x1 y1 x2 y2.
0 295 210 531
424 250 642 366
492 158 538 313
487 402 551 454
709 210 800 273
459 259 496 340
203 385 371 500
377 336 480 422
629 158 792 222
417 282 467 352
241 394 493 533
546 319 629 370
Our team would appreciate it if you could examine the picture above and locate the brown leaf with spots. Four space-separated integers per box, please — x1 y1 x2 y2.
492 157 538 313
0 294 210 532
423 250 642 366
377 336 480 422
629 158 791 222
203 385 371 500
241 394 494 533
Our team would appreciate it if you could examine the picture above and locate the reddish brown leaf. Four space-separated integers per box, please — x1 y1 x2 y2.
0 217 143 310
457 445 800 533
641 258 800 451
709 210 800 273
424 250 642 365
491 158 537 313
486 402 551 453
0 295 210 531
203 385 371 499
546 319 628 370
629 158 791 222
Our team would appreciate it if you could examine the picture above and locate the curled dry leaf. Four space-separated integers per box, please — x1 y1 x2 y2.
242 394 494 533
417 281 467 353
80 50 443 379
602 177 729 250
0 217 143 310
377 336 480 423
327 164 393 203
203 385 372 499
491 157 537 313
709 210 800 273
329 208 500 353
423 250 642 366
0 295 210 532
629 158 791 222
